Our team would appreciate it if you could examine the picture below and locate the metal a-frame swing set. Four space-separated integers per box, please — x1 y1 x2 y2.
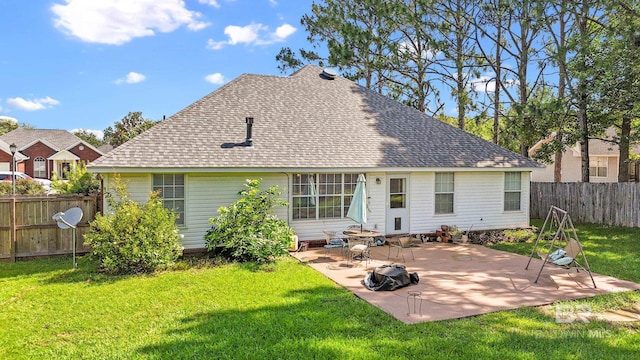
525 206 597 288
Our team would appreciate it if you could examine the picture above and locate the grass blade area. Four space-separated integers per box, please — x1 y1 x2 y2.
491 220 640 284
1 221 639 359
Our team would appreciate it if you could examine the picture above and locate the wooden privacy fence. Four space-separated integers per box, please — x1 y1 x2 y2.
0 195 98 261
530 182 640 228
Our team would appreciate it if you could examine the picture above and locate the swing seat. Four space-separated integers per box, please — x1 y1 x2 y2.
539 239 582 268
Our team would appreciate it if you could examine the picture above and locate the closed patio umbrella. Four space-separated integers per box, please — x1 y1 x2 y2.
347 174 368 231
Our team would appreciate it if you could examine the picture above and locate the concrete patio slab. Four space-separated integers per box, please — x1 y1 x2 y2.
291 242 640 324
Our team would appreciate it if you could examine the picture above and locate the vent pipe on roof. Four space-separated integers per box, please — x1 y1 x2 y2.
321 68 337 80
245 117 254 146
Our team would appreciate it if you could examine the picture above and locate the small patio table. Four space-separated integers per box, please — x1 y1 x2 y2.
343 229 382 264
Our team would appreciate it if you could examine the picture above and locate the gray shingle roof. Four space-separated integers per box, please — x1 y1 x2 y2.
89 65 541 170
0 128 83 150
587 127 640 155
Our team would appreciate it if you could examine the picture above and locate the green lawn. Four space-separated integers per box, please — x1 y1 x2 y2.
1 222 639 359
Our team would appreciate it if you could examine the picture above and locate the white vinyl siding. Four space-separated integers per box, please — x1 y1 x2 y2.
504 172 522 211
409 172 530 235
104 171 531 249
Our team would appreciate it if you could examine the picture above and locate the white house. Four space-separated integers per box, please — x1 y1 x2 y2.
530 128 640 183
88 66 542 250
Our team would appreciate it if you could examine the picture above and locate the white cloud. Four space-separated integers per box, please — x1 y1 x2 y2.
51 0 210 45
7 97 60 111
199 0 238 7
115 72 147 84
273 24 296 40
397 41 439 60
269 0 278 6
206 22 296 50
71 128 105 140
199 0 220 7
470 75 519 93
0 116 18 124
204 73 225 84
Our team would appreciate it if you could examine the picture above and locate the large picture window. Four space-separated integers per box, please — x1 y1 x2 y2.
292 173 358 220
504 172 522 211
435 173 454 214
33 157 46 178
153 174 185 226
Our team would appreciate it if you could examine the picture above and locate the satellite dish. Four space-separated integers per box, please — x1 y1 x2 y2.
53 207 83 268
53 207 83 229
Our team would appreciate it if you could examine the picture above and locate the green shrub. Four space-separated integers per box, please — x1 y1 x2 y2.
205 179 294 263
84 177 183 274
51 163 100 195
0 179 45 195
503 228 538 243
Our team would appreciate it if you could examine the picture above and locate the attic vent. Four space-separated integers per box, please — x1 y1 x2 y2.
321 68 337 80
245 117 254 146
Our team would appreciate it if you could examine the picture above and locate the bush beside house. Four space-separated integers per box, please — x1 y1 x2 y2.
84 177 182 274
205 179 294 263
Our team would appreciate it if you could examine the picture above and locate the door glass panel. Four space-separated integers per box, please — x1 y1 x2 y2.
389 178 406 209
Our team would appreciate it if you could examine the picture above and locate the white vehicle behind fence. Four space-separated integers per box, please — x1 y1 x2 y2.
0 171 52 193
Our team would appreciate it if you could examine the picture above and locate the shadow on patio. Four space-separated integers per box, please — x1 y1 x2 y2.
291 241 640 324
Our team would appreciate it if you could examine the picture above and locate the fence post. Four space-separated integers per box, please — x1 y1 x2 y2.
10 195 16 262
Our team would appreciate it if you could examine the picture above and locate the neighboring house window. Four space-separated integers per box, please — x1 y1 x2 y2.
504 172 522 211
153 174 185 226
292 173 358 220
435 173 454 214
33 157 46 178
589 157 608 177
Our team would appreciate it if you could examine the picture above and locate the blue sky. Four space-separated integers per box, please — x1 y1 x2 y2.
0 0 314 137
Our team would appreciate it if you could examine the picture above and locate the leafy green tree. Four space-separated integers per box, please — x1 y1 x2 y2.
431 0 480 129
565 0 608 182
0 117 34 136
103 112 157 148
587 2 640 182
278 0 395 93
84 176 183 274
0 118 18 136
51 163 100 195
205 179 294 263
73 129 106 148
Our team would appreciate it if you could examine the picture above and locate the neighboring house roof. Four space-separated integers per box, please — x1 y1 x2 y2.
586 127 640 156
0 139 28 161
97 144 114 154
89 65 541 171
530 127 640 158
0 128 104 155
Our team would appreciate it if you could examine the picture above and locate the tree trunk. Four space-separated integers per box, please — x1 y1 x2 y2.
578 91 589 183
492 26 501 145
554 151 563 182
618 115 631 182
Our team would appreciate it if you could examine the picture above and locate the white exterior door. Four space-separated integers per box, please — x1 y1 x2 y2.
386 175 409 234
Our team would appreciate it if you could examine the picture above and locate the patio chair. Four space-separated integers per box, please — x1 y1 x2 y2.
322 230 349 258
387 236 415 262
348 237 373 267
